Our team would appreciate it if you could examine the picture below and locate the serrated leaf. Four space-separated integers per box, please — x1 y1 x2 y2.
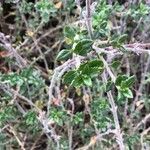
56 49 72 61
73 39 93 56
121 76 135 89
63 70 77 84
115 75 127 86
78 60 104 76
122 89 133 98
71 76 83 87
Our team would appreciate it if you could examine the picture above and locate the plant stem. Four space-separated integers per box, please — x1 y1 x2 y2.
86 0 93 39
102 71 125 150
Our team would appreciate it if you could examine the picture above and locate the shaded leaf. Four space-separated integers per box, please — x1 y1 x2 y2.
118 34 127 44
105 81 114 92
88 59 104 68
64 26 76 40
111 60 120 69
115 75 127 86
56 49 72 61
63 70 77 84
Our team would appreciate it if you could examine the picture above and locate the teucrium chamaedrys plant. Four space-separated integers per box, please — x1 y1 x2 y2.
56 1 137 150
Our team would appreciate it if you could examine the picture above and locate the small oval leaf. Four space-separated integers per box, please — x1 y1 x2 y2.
73 39 93 56
63 70 77 84
56 49 72 61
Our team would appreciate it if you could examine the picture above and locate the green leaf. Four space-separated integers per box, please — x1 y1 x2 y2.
115 75 127 86
119 45 128 52
41 11 50 23
87 60 104 75
88 60 104 68
110 37 118 47
120 76 135 89
56 49 72 61
83 75 92 87
72 76 83 87
73 39 93 56
25 111 37 125
64 26 76 40
122 89 133 98
117 91 123 101
78 62 91 76
125 76 135 87
73 112 83 125
78 60 104 76
63 70 77 84
110 34 127 49
118 34 127 44
111 60 120 69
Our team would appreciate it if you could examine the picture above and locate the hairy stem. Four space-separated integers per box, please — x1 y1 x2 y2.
102 71 125 150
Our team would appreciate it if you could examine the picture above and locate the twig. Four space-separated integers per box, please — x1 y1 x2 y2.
20 14 49 72
76 129 116 150
102 71 125 150
131 56 150 112
47 57 85 115
141 127 150 150
31 131 44 150
0 32 27 68
0 125 9 133
67 98 74 150
134 113 150 131
0 83 39 110
130 17 143 41
93 41 150 55
100 56 116 82
9 125 26 150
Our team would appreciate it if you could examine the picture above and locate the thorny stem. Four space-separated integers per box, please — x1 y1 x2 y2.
96 53 125 149
102 71 125 150
100 56 116 82
47 57 85 116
